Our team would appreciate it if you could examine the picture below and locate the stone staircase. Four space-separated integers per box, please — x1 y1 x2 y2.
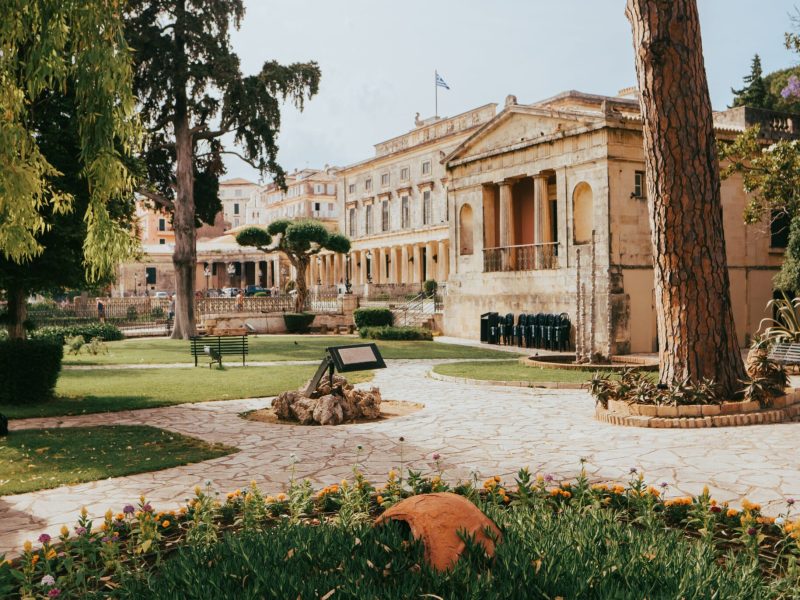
392 293 439 330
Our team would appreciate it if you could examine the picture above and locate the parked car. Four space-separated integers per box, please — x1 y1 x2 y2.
221 287 240 297
205 288 222 298
244 285 269 297
154 291 170 299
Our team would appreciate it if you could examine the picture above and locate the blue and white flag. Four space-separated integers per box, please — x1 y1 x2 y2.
435 71 450 90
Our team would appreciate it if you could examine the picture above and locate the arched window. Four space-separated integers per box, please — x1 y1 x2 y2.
459 204 474 255
572 182 593 244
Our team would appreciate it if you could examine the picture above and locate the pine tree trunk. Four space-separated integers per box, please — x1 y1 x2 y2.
295 257 309 313
170 0 196 340
626 0 746 395
6 284 27 340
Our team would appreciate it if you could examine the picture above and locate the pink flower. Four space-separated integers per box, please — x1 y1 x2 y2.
38 533 51 544
48 589 61 598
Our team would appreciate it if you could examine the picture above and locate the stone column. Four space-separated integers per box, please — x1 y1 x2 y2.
534 175 550 268
274 258 281 289
498 182 513 248
412 244 422 284
400 245 409 284
425 242 434 283
310 256 318 286
360 250 368 285
437 240 448 281
375 248 384 284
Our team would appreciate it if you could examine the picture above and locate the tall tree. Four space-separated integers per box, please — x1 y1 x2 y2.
236 221 350 312
125 0 321 339
731 54 772 109
0 0 139 278
0 91 136 339
626 0 746 395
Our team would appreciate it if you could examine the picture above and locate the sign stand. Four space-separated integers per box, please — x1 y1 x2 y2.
304 343 387 397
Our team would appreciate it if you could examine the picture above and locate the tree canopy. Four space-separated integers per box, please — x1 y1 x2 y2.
0 0 140 280
731 55 772 110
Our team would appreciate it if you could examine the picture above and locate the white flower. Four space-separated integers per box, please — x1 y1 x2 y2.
775 516 785 526
41 575 55 587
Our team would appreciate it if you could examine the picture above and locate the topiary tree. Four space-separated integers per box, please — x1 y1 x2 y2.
236 220 350 312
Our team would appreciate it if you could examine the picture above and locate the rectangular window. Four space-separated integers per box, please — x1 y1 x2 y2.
365 205 373 235
327 184 335 194
145 267 157 284
349 208 357 237
348 183 356 194
381 200 389 232
771 210 791 249
314 202 320 211
234 203 240 215
381 173 390 186
158 218 166 231
422 161 431 175
234 218 239 227
315 184 323 194
422 190 432 225
401 196 410 228
634 171 646 198
400 167 409 181
159 238 165 245
365 178 372 191
328 202 334 211
211 263 217 276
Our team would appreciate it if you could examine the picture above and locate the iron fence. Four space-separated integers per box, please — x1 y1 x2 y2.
483 243 559 272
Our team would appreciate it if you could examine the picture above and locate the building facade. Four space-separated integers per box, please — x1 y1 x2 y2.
328 105 496 293
219 178 261 229
443 91 794 354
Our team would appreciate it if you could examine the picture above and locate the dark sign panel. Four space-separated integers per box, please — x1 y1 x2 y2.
327 343 386 373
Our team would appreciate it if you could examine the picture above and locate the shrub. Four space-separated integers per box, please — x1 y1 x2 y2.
423 279 438 297
66 335 86 355
359 326 432 341
253 291 268 297
30 322 124 345
283 312 315 333
0 338 63 404
151 306 165 319
126 305 139 321
353 307 393 328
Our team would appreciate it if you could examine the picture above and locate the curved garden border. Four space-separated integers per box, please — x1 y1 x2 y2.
596 390 800 428
519 355 658 372
428 369 587 390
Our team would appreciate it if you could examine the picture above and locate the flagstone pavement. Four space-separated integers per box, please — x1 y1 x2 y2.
2 358 800 556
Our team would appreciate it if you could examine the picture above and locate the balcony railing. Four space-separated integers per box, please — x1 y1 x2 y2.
483 243 559 272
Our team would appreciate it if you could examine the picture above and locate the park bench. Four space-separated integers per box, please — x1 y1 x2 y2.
767 341 800 367
190 335 248 368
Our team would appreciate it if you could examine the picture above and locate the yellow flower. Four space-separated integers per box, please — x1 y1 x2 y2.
250 480 257 488
105 509 113 520
591 484 609 492
377 496 384 505
646 486 660 497
277 493 287 502
494 475 502 483
194 485 202 496
100 523 108 532
727 508 739 518
23 540 32 553
266 496 275 503
702 485 710 497
140 495 146 504
60 525 69 537
45 549 56 560
179 507 187 515
162 520 170 528
116 513 125 521
31 554 39 565
742 499 761 512
80 506 88 518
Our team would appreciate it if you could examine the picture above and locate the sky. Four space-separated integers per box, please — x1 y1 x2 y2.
224 0 800 183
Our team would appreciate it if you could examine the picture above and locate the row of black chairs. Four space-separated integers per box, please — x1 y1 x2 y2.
481 312 571 351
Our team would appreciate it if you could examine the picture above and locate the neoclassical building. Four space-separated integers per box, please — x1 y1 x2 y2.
443 90 793 354
327 104 497 293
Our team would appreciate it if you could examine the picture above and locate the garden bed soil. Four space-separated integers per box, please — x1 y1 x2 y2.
243 400 424 425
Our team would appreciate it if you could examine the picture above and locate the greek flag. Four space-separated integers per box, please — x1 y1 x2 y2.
435 71 450 90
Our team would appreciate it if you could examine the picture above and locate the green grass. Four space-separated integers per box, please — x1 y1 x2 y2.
0 425 235 495
61 335 518 365
433 359 654 384
1 366 373 419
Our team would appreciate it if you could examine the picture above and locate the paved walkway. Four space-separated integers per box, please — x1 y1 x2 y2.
3 359 799 556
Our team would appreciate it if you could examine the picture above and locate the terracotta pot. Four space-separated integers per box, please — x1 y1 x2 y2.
374 492 502 572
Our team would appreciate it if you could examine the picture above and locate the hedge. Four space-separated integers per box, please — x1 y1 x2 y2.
283 313 316 334
31 322 124 345
353 307 393 329
359 325 432 341
0 338 63 404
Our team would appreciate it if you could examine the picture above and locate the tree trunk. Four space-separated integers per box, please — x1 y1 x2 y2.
170 0 196 340
295 257 308 313
626 0 746 395
6 284 27 340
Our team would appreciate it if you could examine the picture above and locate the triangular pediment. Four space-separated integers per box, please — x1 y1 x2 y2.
444 106 600 164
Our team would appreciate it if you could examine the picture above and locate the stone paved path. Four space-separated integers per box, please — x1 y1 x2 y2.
2 359 799 556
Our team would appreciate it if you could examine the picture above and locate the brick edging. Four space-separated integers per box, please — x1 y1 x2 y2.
596 393 800 428
427 370 587 390
519 355 659 372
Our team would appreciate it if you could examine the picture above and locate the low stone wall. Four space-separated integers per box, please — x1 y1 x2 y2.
202 311 353 335
519 355 658 372
596 390 800 428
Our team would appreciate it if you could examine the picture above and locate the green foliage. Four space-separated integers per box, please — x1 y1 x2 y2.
359 326 432 341
235 227 272 251
253 291 268 297
0 0 140 274
758 292 800 342
31 322 124 345
0 338 63 405
282 313 316 334
731 54 772 109
422 279 438 297
353 307 394 328
65 335 86 355
774 214 800 291
589 368 723 407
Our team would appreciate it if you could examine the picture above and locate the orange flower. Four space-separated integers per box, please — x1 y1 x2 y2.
45 549 56 560
727 508 739 518
31 555 39 565
376 496 384 505
162 520 170 528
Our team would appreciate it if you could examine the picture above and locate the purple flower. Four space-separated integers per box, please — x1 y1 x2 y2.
142 503 153 512
782 76 800 99
101 536 111 543
74 526 86 536
710 505 722 513
432 453 441 461
41 575 56 587
747 527 757 536
788 498 796 506
123 504 135 515
629 467 638 475
38 533 51 544
48 589 61 598
544 474 554 483
660 482 669 489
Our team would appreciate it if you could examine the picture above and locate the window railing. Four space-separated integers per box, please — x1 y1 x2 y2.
483 243 559 272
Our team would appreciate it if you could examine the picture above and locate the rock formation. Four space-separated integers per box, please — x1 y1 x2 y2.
272 373 382 425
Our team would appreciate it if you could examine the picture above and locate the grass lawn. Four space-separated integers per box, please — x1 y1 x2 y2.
1 366 373 419
0 425 235 495
62 335 518 366
433 359 658 384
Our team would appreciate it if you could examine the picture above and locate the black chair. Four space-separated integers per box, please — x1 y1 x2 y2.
523 314 534 348
543 314 556 350
514 314 526 347
531 313 543 348
487 313 501 344
556 313 572 351
499 313 514 345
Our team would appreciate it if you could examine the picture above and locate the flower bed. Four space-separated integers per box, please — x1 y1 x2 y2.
2 462 799 598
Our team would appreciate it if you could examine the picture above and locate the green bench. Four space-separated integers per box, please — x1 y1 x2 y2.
190 335 248 368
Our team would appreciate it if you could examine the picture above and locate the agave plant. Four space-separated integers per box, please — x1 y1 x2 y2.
758 292 800 344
